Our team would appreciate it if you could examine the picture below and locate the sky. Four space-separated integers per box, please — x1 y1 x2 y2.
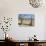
19 14 34 19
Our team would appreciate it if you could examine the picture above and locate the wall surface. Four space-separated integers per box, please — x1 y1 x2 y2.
0 0 46 40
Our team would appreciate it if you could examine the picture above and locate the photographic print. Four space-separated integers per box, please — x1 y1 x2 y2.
18 14 34 26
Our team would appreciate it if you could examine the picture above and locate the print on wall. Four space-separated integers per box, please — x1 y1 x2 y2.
18 14 34 26
29 0 43 8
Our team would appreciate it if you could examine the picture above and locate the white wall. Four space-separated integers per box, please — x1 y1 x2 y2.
0 0 46 40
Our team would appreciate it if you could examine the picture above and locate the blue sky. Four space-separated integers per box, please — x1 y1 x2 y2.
19 14 34 19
